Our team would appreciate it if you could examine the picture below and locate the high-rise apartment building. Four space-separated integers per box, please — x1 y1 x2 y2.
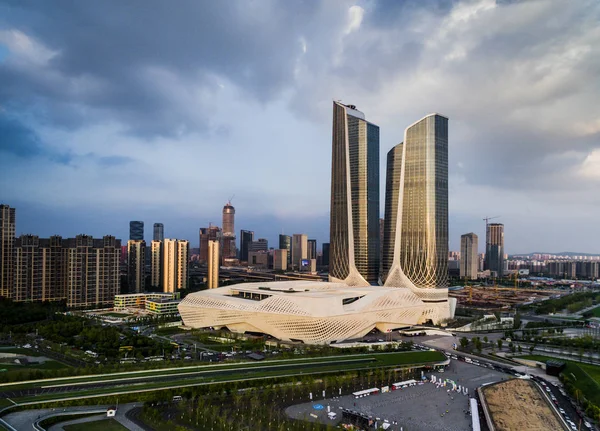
65 235 121 308
239 230 254 262
14 234 43 302
485 223 504 278
162 239 189 293
207 240 219 289
383 114 449 289
222 203 236 262
330 102 380 285
279 234 292 266
129 221 144 241
0 204 15 299
153 223 164 242
127 239 146 293
292 234 308 269
460 233 478 280
307 239 317 261
273 249 287 271
151 240 162 288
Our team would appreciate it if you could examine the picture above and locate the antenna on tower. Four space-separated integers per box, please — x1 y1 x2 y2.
228 194 235 205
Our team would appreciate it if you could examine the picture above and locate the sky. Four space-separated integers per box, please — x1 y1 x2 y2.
1 0 599 254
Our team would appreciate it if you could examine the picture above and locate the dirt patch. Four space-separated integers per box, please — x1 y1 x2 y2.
482 379 564 431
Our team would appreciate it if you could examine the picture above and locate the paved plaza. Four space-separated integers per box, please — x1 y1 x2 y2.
286 360 509 431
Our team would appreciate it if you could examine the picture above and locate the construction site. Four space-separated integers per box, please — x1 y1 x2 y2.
449 282 563 310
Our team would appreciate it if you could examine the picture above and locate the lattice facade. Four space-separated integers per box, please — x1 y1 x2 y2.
179 281 456 344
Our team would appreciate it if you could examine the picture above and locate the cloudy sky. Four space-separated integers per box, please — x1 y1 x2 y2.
1 0 599 254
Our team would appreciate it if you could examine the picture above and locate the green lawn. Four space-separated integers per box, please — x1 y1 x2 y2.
0 359 69 372
10 350 446 405
64 418 128 431
518 354 600 405
585 305 600 318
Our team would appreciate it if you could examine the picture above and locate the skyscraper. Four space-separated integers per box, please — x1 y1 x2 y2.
384 113 449 290
151 240 162 288
291 234 308 269
0 204 15 299
153 223 164 242
222 203 236 262
460 233 478 280
162 239 189 293
330 102 380 285
322 243 330 267
239 230 254 263
307 239 317 261
207 240 219 289
279 234 292 266
485 223 504 278
127 239 146 293
129 221 144 241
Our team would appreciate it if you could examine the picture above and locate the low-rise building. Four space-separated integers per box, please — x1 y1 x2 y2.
114 292 180 310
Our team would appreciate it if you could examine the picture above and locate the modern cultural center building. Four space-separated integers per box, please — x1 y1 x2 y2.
179 102 456 344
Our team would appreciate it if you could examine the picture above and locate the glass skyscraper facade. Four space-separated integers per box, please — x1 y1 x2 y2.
239 230 254 263
153 223 164 242
384 114 449 290
382 144 403 282
485 223 504 278
279 234 292 266
129 221 144 241
330 102 380 285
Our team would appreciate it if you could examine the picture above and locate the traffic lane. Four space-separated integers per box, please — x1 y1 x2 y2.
2 356 379 399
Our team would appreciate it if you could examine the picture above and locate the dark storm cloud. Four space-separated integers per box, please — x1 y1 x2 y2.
0 113 72 164
0 0 319 137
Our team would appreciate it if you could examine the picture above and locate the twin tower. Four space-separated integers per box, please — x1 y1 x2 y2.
330 101 449 292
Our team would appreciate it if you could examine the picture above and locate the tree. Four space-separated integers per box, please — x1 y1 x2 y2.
518 345 522 354
497 339 503 350
460 337 469 349
483 336 489 343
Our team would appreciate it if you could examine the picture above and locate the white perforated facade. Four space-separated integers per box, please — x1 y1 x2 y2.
178 280 456 344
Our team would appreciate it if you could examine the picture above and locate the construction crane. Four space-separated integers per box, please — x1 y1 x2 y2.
483 215 500 226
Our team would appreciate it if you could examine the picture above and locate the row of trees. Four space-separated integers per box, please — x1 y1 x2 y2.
534 292 600 315
138 367 422 430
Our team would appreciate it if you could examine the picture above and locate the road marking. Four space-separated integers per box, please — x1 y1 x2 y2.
6 398 16 405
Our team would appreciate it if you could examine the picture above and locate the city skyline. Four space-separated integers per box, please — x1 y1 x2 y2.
1 1 600 253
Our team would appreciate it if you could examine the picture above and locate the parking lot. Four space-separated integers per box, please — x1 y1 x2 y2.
286 360 508 431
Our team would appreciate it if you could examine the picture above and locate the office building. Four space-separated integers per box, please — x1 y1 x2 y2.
273 249 287 271
279 234 292 266
150 240 162 288
248 238 268 253
114 292 179 310
0 204 15 299
460 233 478 280
199 225 221 263
329 101 380 285
384 113 449 290
162 239 189 293
65 235 121 308
239 230 254 263
485 223 504 278
207 240 219 289
291 234 307 269
222 202 236 262
129 221 144 241
248 250 269 268
322 243 330 267
153 223 164 242
307 239 317 261
127 240 146 293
